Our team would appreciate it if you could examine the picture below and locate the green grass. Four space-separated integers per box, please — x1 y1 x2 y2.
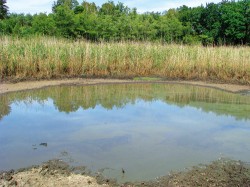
0 36 250 84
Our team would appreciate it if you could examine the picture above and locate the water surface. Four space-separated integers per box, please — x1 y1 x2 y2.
0 83 250 182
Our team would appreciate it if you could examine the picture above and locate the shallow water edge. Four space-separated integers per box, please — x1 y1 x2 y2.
1 78 250 95
1 158 250 187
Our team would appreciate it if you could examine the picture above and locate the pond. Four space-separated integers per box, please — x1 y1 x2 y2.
0 83 250 183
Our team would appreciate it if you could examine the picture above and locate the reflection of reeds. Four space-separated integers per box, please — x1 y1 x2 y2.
0 96 10 120
0 36 250 84
1 84 249 120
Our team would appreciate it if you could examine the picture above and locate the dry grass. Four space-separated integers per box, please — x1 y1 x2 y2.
0 36 250 84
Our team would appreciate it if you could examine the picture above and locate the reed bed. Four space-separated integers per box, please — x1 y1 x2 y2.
0 36 250 84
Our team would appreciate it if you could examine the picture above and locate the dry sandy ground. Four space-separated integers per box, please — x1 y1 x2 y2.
0 159 111 187
0 169 109 187
0 78 249 95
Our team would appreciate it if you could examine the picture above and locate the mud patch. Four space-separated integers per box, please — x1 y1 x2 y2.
1 158 250 187
136 158 250 187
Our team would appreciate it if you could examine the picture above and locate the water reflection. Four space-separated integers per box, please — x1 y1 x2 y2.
1 83 250 120
0 83 250 182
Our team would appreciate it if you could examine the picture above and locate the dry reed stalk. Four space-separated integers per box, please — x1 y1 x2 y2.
0 36 249 84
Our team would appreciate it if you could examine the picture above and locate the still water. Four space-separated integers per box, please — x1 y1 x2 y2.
0 83 250 182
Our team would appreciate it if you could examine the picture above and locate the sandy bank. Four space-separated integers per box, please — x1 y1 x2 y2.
0 159 110 187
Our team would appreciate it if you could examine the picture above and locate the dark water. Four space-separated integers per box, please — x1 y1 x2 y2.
0 83 250 183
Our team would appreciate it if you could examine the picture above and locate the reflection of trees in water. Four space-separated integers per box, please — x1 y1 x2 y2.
0 84 250 120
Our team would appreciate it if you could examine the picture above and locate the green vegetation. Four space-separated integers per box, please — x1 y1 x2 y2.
0 0 8 20
0 0 249 45
0 1 250 82
1 84 250 120
0 36 249 83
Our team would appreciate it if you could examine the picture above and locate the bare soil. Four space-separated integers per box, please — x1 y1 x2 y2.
0 78 249 95
0 160 110 187
1 158 250 187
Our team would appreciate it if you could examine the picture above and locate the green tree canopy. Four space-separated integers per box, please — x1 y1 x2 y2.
53 5 77 38
52 0 79 12
32 13 57 35
0 0 8 19
0 0 249 45
81 1 98 14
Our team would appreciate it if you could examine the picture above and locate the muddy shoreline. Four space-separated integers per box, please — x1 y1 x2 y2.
1 158 250 187
0 78 250 95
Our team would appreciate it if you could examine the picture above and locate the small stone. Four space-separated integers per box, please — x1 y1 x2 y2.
9 180 18 186
5 175 13 181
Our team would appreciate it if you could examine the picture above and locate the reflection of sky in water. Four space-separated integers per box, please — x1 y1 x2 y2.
0 98 250 182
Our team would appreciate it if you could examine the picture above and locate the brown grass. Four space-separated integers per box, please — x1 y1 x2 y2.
0 36 249 84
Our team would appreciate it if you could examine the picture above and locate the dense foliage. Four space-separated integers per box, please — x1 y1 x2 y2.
0 0 8 19
0 0 249 45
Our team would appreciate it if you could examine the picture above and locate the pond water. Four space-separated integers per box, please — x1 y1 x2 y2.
0 83 250 183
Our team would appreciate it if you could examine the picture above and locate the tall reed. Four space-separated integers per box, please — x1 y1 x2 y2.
0 36 249 84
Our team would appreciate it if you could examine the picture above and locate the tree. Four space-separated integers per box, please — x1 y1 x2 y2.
32 13 57 36
99 1 116 15
2 13 33 36
178 5 204 35
159 9 184 43
52 0 79 12
220 0 249 45
75 11 99 40
0 0 8 19
81 1 97 14
238 0 250 45
53 5 77 38
0 0 249 46
74 5 84 14
200 3 222 45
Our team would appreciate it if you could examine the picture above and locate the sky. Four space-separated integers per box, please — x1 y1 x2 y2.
7 0 222 15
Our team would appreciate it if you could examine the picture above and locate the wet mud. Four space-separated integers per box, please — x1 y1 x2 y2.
1 158 250 187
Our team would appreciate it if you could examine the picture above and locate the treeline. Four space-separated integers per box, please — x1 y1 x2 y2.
0 0 249 45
